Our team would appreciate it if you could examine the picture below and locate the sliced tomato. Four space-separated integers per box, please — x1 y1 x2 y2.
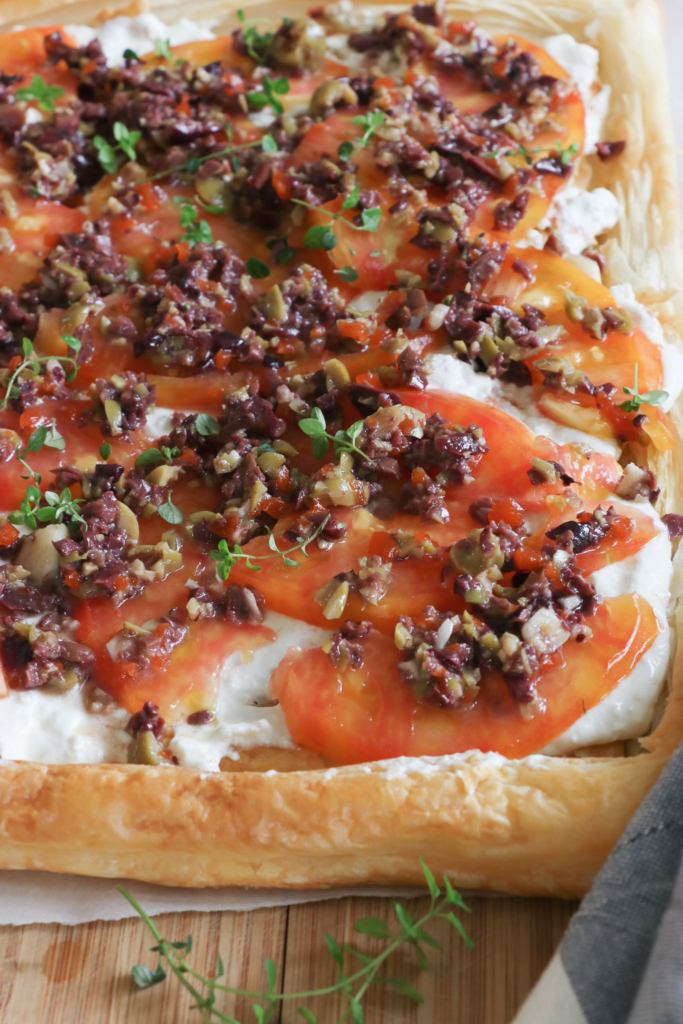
0 26 76 87
425 33 585 242
490 248 665 395
522 497 660 575
271 594 659 763
0 184 85 290
78 587 274 717
392 387 623 501
0 399 148 509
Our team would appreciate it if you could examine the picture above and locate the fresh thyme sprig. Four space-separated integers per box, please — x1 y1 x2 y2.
121 858 472 1023
15 74 65 113
210 514 331 581
8 423 84 530
618 364 669 414
247 76 290 116
139 138 266 186
292 194 382 253
94 121 141 175
337 110 386 162
179 204 214 247
135 445 182 468
236 8 275 65
0 336 80 410
481 140 580 166
299 407 373 464
154 38 174 61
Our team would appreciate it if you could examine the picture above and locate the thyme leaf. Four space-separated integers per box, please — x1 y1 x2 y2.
292 198 383 253
179 204 214 248
15 74 64 113
247 76 290 115
299 408 373 464
618 365 669 414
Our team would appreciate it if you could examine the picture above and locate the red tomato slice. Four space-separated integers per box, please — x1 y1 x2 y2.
428 33 585 242
493 248 665 395
392 387 623 500
0 399 148 509
80 596 274 717
271 594 659 763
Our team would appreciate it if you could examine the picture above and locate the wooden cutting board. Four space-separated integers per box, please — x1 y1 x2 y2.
0 895 576 1022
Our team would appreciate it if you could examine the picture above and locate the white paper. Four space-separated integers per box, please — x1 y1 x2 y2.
0 871 424 926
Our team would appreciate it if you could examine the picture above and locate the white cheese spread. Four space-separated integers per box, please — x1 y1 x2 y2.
0 686 130 764
542 519 672 754
538 186 623 256
542 33 610 155
426 352 621 456
65 15 216 65
169 613 330 771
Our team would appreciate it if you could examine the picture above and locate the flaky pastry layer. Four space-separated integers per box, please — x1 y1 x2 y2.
0 0 680 897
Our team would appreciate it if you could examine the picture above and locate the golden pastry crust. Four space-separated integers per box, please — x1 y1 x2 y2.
0 0 680 897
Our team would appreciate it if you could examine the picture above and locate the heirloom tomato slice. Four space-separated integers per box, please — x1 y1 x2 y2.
271 595 659 764
0 399 148 509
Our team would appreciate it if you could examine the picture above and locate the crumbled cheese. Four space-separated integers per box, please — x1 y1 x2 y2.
64 14 216 66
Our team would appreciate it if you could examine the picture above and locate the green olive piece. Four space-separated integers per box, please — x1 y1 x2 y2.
270 18 326 71
128 731 163 766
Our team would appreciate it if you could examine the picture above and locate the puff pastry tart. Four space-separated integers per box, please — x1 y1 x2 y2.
0 0 680 897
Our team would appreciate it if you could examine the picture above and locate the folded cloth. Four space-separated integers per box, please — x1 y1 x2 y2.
512 742 683 1024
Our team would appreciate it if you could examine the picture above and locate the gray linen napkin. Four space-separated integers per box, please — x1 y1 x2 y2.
513 743 683 1024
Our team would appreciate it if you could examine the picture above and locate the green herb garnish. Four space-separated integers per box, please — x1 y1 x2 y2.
293 197 382 254
93 121 141 175
299 407 373 464
482 141 580 166
245 257 271 279
247 76 289 115
121 858 471 1022
15 74 64 113
9 422 84 531
153 38 173 61
336 266 359 283
210 514 331 581
349 110 386 148
135 446 181 468
236 9 275 65
195 414 221 436
179 204 214 248
261 133 278 154
157 493 183 525
618 365 669 414
0 336 79 411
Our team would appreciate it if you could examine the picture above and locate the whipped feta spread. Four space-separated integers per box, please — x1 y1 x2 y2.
0 614 329 769
169 614 330 771
542 517 673 754
426 352 621 456
0 685 130 764
542 33 610 156
0 15 675 770
65 15 216 66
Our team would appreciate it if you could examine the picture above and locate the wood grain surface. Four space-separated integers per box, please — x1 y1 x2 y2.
0 896 576 1023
